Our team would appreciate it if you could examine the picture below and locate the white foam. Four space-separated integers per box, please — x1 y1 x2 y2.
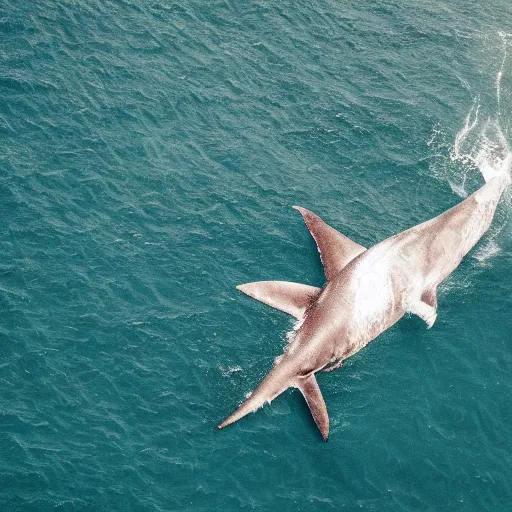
219 365 243 377
473 240 502 265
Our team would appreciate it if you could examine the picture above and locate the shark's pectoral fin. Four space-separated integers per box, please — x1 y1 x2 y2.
237 281 321 320
421 287 438 310
293 206 366 281
409 288 438 329
297 374 329 442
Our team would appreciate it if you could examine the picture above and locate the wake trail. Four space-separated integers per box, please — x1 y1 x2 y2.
431 32 512 267
451 33 512 189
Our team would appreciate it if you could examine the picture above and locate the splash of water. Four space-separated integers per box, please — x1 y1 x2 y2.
448 33 512 189
431 33 512 266
452 113 511 184
473 240 502 266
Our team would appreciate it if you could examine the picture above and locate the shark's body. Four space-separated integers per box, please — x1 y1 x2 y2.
219 157 511 440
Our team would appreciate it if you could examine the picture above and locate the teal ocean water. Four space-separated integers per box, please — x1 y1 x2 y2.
2 1 512 510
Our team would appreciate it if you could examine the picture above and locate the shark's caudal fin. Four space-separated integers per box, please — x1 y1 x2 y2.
218 362 330 441
297 374 329 441
293 206 366 281
218 362 294 431
237 281 320 319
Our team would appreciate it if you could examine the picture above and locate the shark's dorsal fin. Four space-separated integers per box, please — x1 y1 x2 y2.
237 281 321 319
297 374 329 442
293 206 366 281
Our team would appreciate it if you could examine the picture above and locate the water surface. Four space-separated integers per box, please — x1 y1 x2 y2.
1 1 512 510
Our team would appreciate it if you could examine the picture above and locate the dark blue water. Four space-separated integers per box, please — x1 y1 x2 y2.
2 1 512 510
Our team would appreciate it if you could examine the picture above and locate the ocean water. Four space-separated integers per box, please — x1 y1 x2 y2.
2 1 512 510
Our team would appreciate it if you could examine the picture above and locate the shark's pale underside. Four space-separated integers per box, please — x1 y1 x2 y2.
218 156 511 441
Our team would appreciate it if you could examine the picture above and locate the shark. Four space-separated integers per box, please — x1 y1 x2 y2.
218 155 511 441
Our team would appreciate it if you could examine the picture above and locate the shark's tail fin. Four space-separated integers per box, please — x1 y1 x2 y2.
218 363 293 431
297 374 329 441
218 362 330 441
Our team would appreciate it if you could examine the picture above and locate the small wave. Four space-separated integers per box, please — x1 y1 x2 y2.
447 179 468 198
219 365 243 377
497 31 512 112
473 240 502 265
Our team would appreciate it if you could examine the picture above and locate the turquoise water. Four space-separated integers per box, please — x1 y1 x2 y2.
2 1 512 510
